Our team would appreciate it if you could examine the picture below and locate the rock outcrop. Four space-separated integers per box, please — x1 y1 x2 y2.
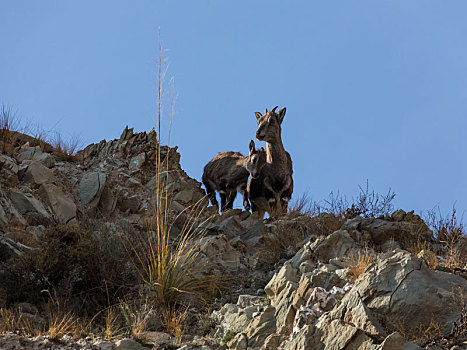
0 127 466 350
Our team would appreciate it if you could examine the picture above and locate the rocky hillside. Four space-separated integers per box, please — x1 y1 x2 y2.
0 128 466 350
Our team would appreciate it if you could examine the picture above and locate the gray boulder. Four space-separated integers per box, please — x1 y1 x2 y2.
342 214 433 245
23 161 55 187
353 250 467 337
38 183 76 224
9 188 50 223
78 171 106 207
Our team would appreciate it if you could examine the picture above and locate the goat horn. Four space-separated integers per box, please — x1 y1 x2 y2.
265 108 268 113
272 106 278 113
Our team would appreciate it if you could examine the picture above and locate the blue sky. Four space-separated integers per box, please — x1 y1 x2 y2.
1 1 466 217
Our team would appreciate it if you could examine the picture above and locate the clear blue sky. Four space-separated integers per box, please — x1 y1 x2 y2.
1 1 466 217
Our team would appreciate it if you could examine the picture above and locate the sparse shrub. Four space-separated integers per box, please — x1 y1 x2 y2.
198 312 217 337
288 193 319 218
1 222 137 317
425 206 467 270
388 314 444 346
323 181 395 221
426 205 465 246
347 249 376 281
261 216 316 265
289 183 396 238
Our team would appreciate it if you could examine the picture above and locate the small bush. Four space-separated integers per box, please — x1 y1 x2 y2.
1 223 138 317
198 313 216 337
425 206 467 270
323 181 395 221
425 206 465 246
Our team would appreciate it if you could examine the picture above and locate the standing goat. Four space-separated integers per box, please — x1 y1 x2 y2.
202 140 266 213
248 106 293 218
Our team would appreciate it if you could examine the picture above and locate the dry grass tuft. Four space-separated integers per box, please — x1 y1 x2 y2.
127 28 219 336
288 193 319 218
51 132 82 161
47 311 76 341
103 306 123 340
0 105 21 154
347 249 376 281
0 307 44 336
120 299 154 340
0 307 21 333
163 306 188 344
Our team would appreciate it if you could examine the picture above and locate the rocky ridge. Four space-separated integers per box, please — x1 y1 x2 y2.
0 128 465 350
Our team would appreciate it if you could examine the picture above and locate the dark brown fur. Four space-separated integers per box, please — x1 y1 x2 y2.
202 140 265 213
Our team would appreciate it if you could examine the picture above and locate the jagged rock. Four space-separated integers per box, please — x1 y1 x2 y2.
353 250 467 337
265 262 299 301
9 188 50 223
227 333 248 350
238 220 268 248
78 171 106 207
286 313 374 350
38 183 76 224
32 152 55 168
237 295 265 308
291 268 346 309
212 294 269 342
117 193 140 213
197 235 244 272
129 152 146 170
23 161 55 187
342 214 433 246
289 229 355 269
232 305 276 348
18 145 42 162
260 334 283 350
329 289 387 338
0 154 18 186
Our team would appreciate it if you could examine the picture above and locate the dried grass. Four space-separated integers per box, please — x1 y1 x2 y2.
347 249 376 281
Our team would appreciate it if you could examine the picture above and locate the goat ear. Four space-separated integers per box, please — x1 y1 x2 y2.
249 140 256 155
278 107 286 124
255 112 262 121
